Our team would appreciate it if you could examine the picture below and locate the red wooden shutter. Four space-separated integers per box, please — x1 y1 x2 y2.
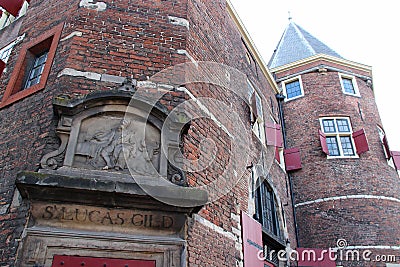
275 124 283 148
0 59 5 79
265 122 276 146
297 248 336 267
0 0 25 17
265 122 283 148
241 211 264 267
352 129 369 154
391 151 400 170
284 147 302 171
319 129 329 155
383 135 391 159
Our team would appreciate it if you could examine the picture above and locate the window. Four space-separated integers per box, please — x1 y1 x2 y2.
24 51 48 89
248 80 265 144
0 42 14 63
319 117 357 158
282 75 304 101
0 23 63 108
339 73 360 97
254 179 285 266
254 180 282 238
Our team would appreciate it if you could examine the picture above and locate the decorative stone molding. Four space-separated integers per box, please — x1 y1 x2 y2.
79 0 107 11
40 89 186 186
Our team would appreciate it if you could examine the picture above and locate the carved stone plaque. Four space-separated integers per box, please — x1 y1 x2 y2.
30 202 186 236
73 112 161 175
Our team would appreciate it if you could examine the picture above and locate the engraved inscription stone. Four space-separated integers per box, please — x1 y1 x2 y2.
31 202 185 235
41 205 173 228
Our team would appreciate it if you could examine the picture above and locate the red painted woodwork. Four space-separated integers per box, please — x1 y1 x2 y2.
0 0 24 17
352 129 369 154
284 147 302 171
241 211 264 267
318 130 329 155
51 255 156 267
296 248 336 267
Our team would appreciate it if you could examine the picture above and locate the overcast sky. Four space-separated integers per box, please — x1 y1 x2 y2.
229 0 400 151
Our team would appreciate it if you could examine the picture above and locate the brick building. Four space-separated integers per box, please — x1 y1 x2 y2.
0 1 398 267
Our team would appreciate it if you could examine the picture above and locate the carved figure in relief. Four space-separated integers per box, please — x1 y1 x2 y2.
76 119 159 175
127 139 159 175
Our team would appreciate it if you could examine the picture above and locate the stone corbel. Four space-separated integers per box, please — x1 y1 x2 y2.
40 116 72 170
164 108 190 186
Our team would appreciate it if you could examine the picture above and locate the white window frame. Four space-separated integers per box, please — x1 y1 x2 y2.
339 73 361 97
319 117 359 159
0 42 14 63
276 146 285 170
282 75 304 102
0 34 26 75
248 79 266 144
0 35 24 63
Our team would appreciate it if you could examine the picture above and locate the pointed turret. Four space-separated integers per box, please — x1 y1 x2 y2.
269 21 342 68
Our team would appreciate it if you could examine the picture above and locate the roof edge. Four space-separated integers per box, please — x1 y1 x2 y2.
226 0 279 94
270 54 372 74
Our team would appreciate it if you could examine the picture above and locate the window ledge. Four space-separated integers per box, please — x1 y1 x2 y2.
262 227 286 247
343 92 361 98
326 155 359 160
0 82 44 108
284 94 304 102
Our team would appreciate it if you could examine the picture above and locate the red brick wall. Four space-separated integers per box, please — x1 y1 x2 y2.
184 0 296 266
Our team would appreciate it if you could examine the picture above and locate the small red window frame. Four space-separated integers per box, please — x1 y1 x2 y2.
0 23 63 108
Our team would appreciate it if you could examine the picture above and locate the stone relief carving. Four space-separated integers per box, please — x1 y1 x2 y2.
74 114 161 176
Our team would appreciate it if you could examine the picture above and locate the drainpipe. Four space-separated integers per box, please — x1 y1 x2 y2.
276 93 300 248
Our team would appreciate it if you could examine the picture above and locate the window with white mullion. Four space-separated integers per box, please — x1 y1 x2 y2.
282 75 304 101
320 117 357 158
339 73 360 97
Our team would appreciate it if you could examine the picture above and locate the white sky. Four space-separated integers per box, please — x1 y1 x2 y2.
229 0 400 151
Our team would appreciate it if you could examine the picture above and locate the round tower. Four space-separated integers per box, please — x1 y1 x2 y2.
270 22 400 266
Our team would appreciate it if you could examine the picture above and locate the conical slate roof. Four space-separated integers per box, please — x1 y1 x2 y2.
269 21 343 69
